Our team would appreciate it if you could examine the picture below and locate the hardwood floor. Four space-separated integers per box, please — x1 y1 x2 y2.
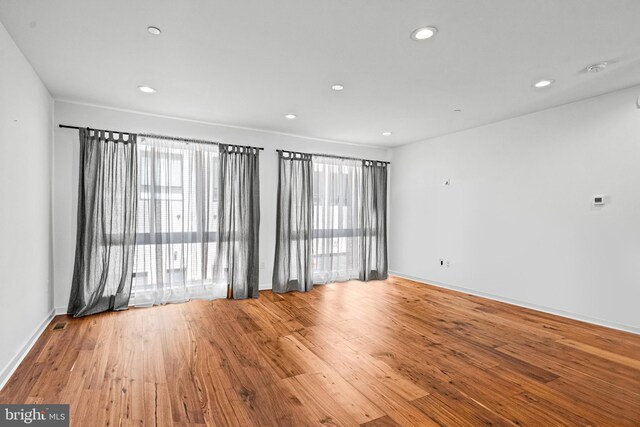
1 276 639 426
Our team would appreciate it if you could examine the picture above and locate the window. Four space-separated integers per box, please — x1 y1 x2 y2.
131 137 225 306
311 156 362 283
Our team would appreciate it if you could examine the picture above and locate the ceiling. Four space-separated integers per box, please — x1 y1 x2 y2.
1 0 640 147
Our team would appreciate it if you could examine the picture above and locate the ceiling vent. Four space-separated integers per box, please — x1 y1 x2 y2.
586 62 607 73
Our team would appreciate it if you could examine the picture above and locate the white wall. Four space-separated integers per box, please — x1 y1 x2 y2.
0 22 54 385
390 85 640 332
53 101 389 310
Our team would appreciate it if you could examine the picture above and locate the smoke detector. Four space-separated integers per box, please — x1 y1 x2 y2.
586 62 608 73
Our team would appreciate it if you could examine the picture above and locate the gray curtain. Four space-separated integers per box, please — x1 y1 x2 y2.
272 152 313 293
68 129 138 317
215 144 260 299
360 160 388 280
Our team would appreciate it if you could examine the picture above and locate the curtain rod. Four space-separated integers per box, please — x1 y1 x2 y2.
276 149 390 165
58 124 264 150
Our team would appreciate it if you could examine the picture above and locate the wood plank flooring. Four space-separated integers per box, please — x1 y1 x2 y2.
1 276 639 426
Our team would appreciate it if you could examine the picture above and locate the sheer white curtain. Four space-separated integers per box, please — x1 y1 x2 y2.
311 156 362 283
131 136 226 306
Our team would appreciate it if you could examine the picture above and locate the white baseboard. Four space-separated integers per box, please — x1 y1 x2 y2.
389 270 640 335
0 308 57 391
55 306 68 315
259 283 272 291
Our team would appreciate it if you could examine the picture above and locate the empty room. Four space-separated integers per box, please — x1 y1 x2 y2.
1 1 639 426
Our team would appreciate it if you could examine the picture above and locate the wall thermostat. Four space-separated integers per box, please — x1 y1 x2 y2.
593 195 605 206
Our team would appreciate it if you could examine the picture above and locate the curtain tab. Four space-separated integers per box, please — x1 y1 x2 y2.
221 144 259 155
84 127 136 144
279 150 311 161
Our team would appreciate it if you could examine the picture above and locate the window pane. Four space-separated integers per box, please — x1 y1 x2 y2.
132 137 223 306
311 156 362 283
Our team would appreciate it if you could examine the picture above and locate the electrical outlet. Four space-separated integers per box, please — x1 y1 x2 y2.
260 261 265 269
446 260 450 268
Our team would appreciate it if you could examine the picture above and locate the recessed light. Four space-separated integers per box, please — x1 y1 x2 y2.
533 79 554 88
411 26 438 41
147 26 161 35
382 131 392 136
331 84 344 91
138 85 156 93
284 114 297 119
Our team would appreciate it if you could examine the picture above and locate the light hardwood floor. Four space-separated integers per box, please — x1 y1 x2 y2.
1 276 639 426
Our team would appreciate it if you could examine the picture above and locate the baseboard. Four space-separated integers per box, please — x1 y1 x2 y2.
0 308 56 391
55 306 68 315
259 283 272 291
389 270 640 335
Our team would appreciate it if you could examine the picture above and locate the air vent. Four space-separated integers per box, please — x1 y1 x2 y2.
51 321 68 331
586 62 607 73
